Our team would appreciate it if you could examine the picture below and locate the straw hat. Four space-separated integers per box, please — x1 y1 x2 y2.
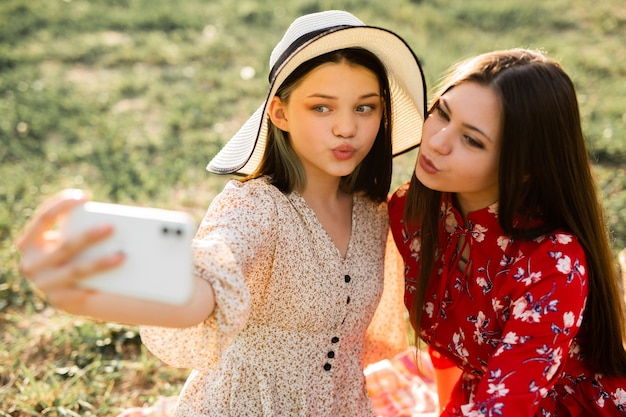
207 10 426 175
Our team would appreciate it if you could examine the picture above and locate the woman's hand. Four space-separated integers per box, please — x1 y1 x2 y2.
16 189 124 314
16 189 215 327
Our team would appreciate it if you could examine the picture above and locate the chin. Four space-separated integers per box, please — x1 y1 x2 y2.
414 169 444 192
332 164 360 178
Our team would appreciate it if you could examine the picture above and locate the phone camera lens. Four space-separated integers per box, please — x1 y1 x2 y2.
162 226 169 234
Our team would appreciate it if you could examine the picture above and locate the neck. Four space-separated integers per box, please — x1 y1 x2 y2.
300 181 347 206
299 171 345 204
299 175 353 259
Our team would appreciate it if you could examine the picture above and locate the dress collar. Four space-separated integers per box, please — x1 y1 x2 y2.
441 195 501 236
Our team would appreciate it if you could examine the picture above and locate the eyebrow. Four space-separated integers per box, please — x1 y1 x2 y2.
307 92 381 100
440 97 494 143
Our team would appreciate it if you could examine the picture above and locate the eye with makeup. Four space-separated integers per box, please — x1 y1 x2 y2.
430 100 485 149
355 103 377 114
311 103 378 115
464 134 484 149
430 101 449 121
312 105 330 113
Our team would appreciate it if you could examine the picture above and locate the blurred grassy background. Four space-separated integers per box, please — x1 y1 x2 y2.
1 0 625 415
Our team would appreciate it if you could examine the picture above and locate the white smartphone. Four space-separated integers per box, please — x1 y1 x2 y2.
61 201 197 305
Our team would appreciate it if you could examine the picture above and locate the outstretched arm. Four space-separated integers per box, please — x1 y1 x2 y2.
16 189 215 328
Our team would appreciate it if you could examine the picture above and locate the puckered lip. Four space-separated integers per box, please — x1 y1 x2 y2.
419 152 439 173
332 143 357 161
333 143 356 153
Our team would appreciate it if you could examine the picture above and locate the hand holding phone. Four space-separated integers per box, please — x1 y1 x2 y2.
61 202 197 305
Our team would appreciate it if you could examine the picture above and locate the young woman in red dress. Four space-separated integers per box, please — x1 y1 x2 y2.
389 48 626 416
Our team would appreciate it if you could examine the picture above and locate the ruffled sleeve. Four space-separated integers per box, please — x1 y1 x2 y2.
140 179 278 372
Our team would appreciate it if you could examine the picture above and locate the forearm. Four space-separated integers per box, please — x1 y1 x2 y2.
64 276 215 327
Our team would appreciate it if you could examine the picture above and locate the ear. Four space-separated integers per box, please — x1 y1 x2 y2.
268 96 290 132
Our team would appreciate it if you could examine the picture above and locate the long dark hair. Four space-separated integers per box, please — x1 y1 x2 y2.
405 48 626 376
247 47 393 203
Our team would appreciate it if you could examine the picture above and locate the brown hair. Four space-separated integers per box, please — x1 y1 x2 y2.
245 47 393 203
405 48 626 376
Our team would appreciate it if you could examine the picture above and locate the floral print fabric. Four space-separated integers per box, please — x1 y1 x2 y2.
140 177 408 417
389 182 626 416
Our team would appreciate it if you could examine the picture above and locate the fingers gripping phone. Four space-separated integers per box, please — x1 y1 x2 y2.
61 202 197 305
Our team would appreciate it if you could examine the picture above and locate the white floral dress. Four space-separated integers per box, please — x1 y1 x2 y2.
140 177 407 417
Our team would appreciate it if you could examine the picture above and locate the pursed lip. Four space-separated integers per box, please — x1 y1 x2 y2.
333 143 356 161
418 153 439 174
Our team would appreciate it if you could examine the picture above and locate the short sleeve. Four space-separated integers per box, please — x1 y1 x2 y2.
140 180 278 372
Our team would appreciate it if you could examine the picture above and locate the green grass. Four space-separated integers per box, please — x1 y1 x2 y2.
1 0 625 415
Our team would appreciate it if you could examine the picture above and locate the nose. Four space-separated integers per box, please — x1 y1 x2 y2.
332 110 357 138
428 127 452 155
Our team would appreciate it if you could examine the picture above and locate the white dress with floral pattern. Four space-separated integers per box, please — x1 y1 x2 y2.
141 177 408 417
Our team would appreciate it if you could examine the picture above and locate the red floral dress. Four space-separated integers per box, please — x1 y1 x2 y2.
389 183 626 416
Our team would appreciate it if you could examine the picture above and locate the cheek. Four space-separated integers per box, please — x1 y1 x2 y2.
421 117 443 142
365 118 383 143
289 117 318 143
463 157 499 189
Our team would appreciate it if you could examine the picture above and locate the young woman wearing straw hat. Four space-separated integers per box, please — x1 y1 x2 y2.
16 10 426 416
